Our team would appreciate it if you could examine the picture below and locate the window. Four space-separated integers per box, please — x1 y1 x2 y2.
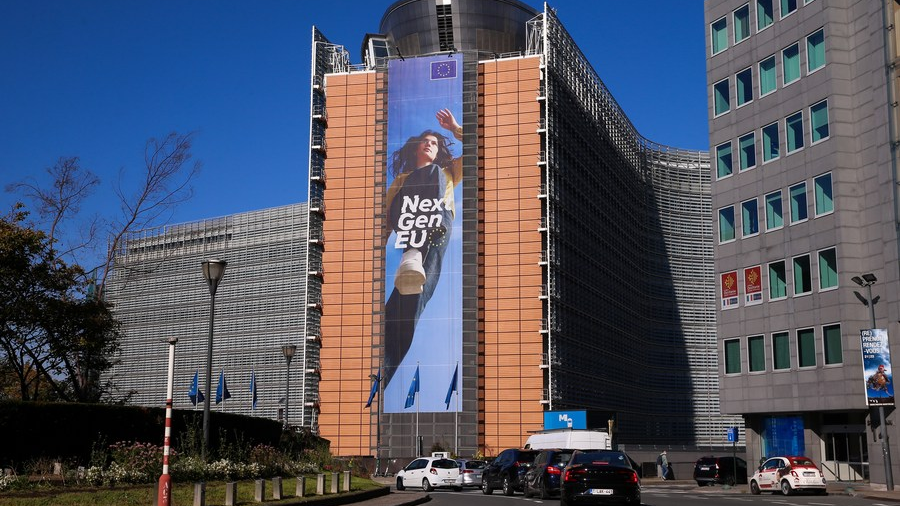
772 331 790 370
736 67 754 106
762 122 780 162
759 55 777 96
734 4 751 43
769 260 787 299
711 17 728 55
810 100 829 143
807 29 825 73
716 141 733 179
749 335 766 372
781 0 797 18
818 247 838 290
793 254 812 295
797 328 816 367
757 0 774 30
725 339 742 374
765 191 784 230
714 78 731 116
790 182 808 223
786 111 804 153
719 206 736 242
823 324 842 365
739 133 756 171
742 198 759 237
814 172 833 215
782 43 801 85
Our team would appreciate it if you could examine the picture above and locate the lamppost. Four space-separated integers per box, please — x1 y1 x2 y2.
282 344 297 431
201 259 227 463
157 336 178 506
852 273 893 490
369 372 382 473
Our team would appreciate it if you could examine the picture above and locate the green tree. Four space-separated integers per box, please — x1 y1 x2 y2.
0 207 121 401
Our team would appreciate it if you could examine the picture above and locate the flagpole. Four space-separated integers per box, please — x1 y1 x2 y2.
455 361 459 456
416 362 420 457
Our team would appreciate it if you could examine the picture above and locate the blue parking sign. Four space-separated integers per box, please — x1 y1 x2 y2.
727 427 738 442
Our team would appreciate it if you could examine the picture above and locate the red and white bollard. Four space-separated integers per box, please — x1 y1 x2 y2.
158 337 178 506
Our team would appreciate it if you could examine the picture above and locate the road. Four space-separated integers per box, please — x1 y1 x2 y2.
416 484 888 506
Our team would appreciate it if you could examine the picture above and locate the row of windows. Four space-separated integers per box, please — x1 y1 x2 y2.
716 99 829 179
724 323 842 375
711 0 818 56
713 28 825 116
718 172 833 242
720 247 838 311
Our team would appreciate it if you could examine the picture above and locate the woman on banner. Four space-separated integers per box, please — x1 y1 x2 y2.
382 108 462 389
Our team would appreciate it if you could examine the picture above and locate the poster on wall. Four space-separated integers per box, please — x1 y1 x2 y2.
744 265 762 305
720 271 739 309
382 54 464 413
861 328 894 406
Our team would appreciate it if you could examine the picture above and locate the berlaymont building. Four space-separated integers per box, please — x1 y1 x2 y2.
706 0 900 488
311 0 742 459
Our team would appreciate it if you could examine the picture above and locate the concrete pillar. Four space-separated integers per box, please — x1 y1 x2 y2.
343 470 351 492
316 473 325 495
254 479 265 502
193 482 205 506
296 476 306 497
272 476 283 500
331 472 339 494
225 482 238 506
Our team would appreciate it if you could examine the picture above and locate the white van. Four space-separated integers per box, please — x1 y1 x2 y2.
524 429 611 450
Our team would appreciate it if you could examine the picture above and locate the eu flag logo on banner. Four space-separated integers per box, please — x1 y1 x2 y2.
431 60 457 80
404 366 420 409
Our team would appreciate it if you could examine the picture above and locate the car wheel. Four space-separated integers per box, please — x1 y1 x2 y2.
696 480 703 487
539 481 550 500
502 475 514 496
482 478 493 495
750 480 760 495
780 480 793 496
523 485 533 498
396 477 405 491
423 478 434 492
725 475 736 487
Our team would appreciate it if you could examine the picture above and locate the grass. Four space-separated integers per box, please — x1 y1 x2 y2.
0 474 383 506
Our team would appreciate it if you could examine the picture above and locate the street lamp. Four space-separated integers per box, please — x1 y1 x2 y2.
200 259 227 463
282 344 297 431
852 273 892 490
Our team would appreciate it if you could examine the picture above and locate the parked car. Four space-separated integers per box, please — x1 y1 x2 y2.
559 450 641 506
693 456 747 486
455 459 487 487
523 449 573 499
395 456 462 492
481 448 538 495
749 456 827 495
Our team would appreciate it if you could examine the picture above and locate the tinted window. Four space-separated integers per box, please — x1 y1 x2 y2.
696 457 718 466
408 459 427 470
550 452 572 465
518 451 537 463
432 459 459 469
790 457 816 467
465 461 486 470
572 452 629 466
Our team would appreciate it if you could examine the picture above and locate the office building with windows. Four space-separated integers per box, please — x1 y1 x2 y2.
311 0 741 458
105 203 319 429
706 0 900 486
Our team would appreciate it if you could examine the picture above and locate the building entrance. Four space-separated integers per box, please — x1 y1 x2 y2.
821 425 868 482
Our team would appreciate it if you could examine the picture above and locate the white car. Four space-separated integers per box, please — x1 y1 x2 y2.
749 456 826 495
396 456 462 492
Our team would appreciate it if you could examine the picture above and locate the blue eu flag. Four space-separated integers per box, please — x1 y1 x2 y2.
404 366 420 409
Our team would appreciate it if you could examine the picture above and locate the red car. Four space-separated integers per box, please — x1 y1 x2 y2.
750 456 826 495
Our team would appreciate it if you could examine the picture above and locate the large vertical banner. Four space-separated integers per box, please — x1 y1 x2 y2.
744 265 762 305
720 271 738 309
861 329 894 406
383 54 464 413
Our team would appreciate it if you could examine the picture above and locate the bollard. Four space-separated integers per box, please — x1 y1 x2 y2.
255 479 265 502
193 482 206 506
272 476 283 500
343 470 351 492
297 476 307 497
225 482 238 506
316 473 325 495
331 472 339 494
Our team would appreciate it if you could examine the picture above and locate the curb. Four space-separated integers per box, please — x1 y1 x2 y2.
276 485 391 505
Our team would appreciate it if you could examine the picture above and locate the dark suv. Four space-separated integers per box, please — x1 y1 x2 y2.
693 456 747 486
481 448 538 496
523 449 573 499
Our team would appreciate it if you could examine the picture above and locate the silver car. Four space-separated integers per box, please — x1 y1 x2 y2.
456 459 487 487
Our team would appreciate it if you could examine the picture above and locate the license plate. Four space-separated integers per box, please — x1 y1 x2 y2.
443 479 456 483
700 466 710 470
803 472 816 477
589 489 614 495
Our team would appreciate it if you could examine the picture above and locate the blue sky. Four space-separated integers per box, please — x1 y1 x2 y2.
0 0 708 229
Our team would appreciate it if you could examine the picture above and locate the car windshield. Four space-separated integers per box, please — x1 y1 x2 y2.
789 457 816 467
432 459 459 469
464 461 486 469
572 451 629 466
518 452 537 463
